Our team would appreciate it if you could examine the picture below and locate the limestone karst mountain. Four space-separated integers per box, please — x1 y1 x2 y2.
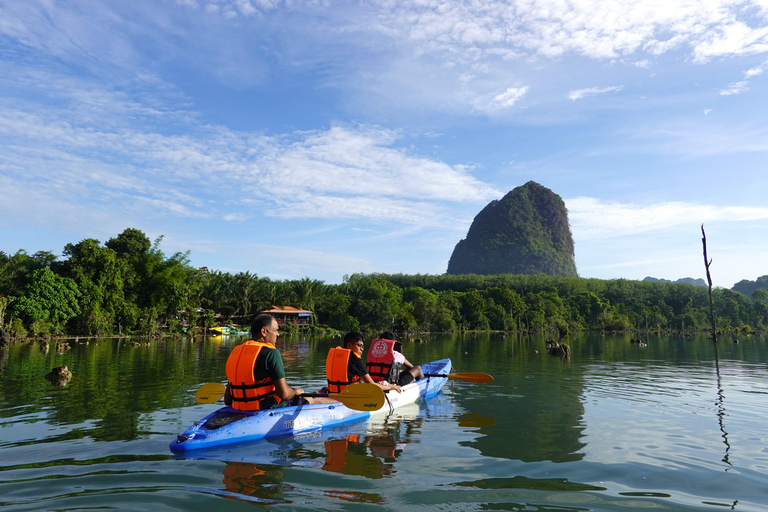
447 181 578 277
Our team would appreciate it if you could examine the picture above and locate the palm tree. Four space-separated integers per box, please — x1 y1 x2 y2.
258 279 280 311
342 274 365 318
199 270 234 314
291 277 324 312
233 271 260 317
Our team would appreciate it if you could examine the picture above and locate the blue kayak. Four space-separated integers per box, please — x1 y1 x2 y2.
170 358 452 452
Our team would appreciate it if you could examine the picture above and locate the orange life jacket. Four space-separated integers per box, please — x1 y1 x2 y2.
366 338 401 383
322 435 362 473
326 346 361 393
225 340 280 411
222 462 268 495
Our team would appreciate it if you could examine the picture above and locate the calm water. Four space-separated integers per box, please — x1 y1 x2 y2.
1 333 767 511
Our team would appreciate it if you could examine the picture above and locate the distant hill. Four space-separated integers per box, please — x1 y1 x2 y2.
643 276 706 286
732 275 768 296
447 181 578 277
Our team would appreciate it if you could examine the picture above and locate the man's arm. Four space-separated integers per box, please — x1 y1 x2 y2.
351 356 401 392
361 373 401 393
273 377 304 400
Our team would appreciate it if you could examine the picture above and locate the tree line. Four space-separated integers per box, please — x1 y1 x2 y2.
2 228 767 338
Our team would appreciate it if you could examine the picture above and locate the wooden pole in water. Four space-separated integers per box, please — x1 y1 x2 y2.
702 225 732 467
701 225 718 348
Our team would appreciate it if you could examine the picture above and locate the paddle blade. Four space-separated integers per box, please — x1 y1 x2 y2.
424 372 494 383
330 383 385 411
195 382 226 403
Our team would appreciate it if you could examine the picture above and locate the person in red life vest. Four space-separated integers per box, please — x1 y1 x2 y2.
326 332 402 394
367 331 424 386
225 314 334 410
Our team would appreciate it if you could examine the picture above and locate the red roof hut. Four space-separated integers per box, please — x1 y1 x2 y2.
261 306 313 326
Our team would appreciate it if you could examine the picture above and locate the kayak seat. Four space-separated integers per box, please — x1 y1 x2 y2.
204 412 248 429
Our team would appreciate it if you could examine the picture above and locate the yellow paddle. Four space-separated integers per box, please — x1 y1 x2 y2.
423 372 494 383
194 382 385 411
302 383 385 411
195 382 227 403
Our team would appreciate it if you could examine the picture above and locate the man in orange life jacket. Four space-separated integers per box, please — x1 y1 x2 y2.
225 314 332 410
326 332 402 394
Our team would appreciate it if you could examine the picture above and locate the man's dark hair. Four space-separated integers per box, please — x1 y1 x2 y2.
251 314 276 338
379 331 396 341
344 331 363 348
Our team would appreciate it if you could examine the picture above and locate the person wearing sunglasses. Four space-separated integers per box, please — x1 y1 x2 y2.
326 332 402 394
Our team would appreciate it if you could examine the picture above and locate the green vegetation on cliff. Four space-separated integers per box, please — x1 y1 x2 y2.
447 181 577 277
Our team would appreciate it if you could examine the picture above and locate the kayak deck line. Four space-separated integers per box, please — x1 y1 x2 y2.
170 358 452 452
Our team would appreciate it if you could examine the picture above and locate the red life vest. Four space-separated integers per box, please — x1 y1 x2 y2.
225 340 280 411
366 338 401 383
326 346 361 393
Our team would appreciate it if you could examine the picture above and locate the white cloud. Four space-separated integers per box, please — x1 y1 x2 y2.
692 21 768 62
568 85 624 100
719 58 768 96
566 197 768 240
223 212 248 221
370 0 768 63
469 85 529 113
264 194 444 225
198 0 278 18
251 125 501 221
0 98 500 234
720 80 750 95
4 1 768 119
745 61 768 77
493 86 529 108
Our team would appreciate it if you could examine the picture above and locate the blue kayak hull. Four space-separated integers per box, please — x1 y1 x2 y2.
170 358 452 452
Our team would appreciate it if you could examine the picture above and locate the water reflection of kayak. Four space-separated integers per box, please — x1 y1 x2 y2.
170 358 452 452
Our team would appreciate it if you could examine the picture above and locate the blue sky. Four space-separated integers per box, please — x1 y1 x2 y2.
2 0 768 288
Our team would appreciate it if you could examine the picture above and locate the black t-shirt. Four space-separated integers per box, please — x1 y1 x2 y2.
348 354 368 382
